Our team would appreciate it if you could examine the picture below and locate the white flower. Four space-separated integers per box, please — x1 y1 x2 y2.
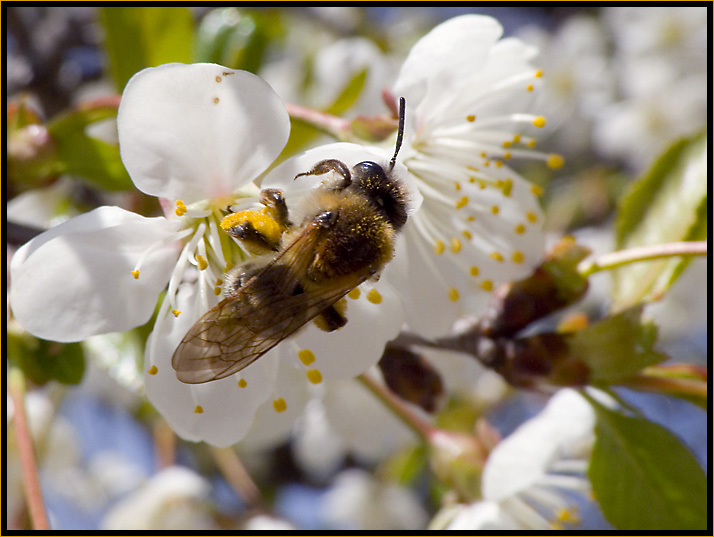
389 14 552 336
100 466 213 531
10 63 291 446
445 389 595 530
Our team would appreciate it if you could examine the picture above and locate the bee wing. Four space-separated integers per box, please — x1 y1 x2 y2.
172 222 371 384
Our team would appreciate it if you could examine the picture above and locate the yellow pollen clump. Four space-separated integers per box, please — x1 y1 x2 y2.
450 238 462 253
434 239 445 255
532 116 546 128
273 398 287 413
448 288 459 302
466 114 476 122
527 84 534 92
470 266 480 276
148 365 158 375
175 200 187 217
512 251 524 263
491 205 500 214
502 140 512 148
238 378 247 388
455 196 468 209
306 369 323 384
196 254 208 270
172 309 182 317
131 270 140 279
547 153 565 170
530 184 544 196
367 289 382 304
480 280 494 291
347 288 361 300
535 69 543 78
502 179 513 197
298 349 316 366
462 230 472 240
490 252 504 262
194 405 204 414
515 223 526 234
527 211 538 223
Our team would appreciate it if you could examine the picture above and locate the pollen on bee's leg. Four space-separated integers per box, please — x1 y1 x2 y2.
147 365 158 375
306 369 322 384
273 398 287 413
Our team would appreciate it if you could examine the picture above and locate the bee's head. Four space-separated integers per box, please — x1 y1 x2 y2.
350 162 408 230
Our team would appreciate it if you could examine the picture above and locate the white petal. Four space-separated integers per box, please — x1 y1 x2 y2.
287 278 404 380
144 283 277 447
10 206 180 342
118 63 290 203
446 501 521 530
394 15 503 113
483 389 595 501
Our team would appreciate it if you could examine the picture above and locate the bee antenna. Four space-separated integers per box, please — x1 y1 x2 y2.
389 97 406 171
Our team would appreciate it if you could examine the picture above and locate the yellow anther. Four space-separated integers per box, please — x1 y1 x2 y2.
470 266 480 277
298 349 316 366
527 211 538 223
196 254 208 271
466 114 476 122
214 286 222 296
454 181 462 191
172 309 182 317
515 223 526 234
194 405 204 414
466 215 476 222
306 369 323 384
468 176 477 183
535 69 543 78
512 251 524 263
215 278 223 286
131 270 140 279
175 200 187 217
547 153 565 170
148 365 158 375
480 152 487 158
367 289 382 304
238 378 247 388
213 97 220 104
502 179 513 197
530 184 544 197
491 205 500 214
490 252 504 262
495 161 503 168
527 84 534 91
512 134 521 143
451 238 462 253
532 116 546 128
528 139 537 148
225 261 234 271
480 280 494 291
503 152 511 160
273 398 287 413
502 140 512 148
455 196 469 209
462 229 472 240
483 160 490 167
347 288 361 300
434 239 445 255
448 288 460 302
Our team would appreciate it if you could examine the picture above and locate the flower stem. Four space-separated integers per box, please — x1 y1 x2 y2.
8 368 50 530
577 241 707 277
358 372 434 441
284 102 351 139
210 447 264 510
619 370 708 401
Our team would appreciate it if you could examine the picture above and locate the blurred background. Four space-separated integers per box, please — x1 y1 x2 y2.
6 5 708 530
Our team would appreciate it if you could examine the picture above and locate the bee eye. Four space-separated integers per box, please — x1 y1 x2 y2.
353 161 384 178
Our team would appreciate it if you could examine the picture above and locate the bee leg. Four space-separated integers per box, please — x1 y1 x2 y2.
314 301 348 332
223 261 265 294
225 220 281 252
259 188 292 228
294 159 352 189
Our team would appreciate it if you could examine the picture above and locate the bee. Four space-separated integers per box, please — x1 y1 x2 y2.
172 98 409 383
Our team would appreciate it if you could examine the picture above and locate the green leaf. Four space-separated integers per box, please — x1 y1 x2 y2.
569 305 667 384
612 131 708 310
47 105 133 191
324 68 368 116
8 332 85 386
98 6 194 90
587 398 707 530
